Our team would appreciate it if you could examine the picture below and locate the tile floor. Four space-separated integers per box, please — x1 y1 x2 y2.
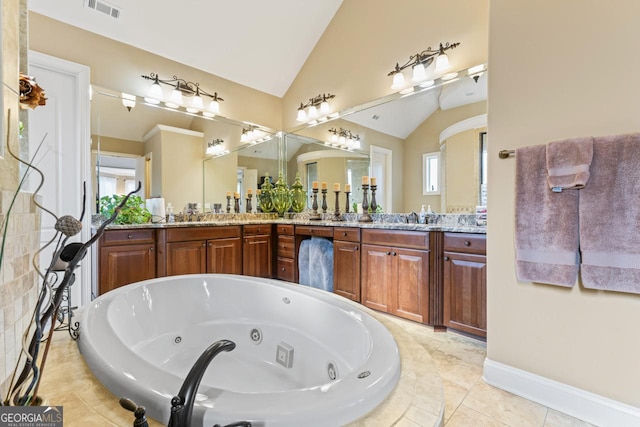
34 313 596 427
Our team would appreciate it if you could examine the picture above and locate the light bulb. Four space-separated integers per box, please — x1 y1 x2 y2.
170 88 183 105
191 94 204 110
411 63 427 83
339 135 346 145
297 107 307 122
208 99 220 114
308 105 318 119
354 139 361 149
320 100 330 114
391 72 405 90
241 132 248 142
435 53 450 73
148 82 162 100
121 93 136 111
331 134 338 143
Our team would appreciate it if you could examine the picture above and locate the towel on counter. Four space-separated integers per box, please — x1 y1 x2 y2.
546 137 594 191
308 237 334 292
579 132 640 293
298 239 311 286
515 144 580 287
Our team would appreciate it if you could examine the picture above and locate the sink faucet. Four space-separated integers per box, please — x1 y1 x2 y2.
168 339 237 427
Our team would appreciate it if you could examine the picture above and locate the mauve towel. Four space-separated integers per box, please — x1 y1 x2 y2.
579 132 640 293
546 137 594 190
515 144 580 287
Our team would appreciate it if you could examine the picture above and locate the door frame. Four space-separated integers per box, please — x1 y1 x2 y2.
369 145 393 212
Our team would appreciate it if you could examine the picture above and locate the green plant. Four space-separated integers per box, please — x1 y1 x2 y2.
99 194 151 224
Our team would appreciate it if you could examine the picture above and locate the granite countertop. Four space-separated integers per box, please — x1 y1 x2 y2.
93 212 487 234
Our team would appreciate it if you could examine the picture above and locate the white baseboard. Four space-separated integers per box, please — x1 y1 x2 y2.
483 358 640 427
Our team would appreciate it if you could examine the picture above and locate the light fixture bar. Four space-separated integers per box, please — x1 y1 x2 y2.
328 127 361 150
387 42 460 89
296 93 336 122
141 73 224 111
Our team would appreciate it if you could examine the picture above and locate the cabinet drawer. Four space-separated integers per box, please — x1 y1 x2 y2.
361 229 428 249
166 226 240 242
102 229 155 246
277 235 295 258
444 233 486 254
295 225 333 238
276 224 294 235
244 224 272 236
334 227 360 242
277 257 295 282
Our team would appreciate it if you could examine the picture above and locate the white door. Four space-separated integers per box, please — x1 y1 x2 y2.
370 145 393 212
27 51 91 306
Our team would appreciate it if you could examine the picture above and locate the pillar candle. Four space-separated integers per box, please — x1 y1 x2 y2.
362 176 369 185
234 192 240 199
248 188 252 194
370 177 377 186
345 184 351 193
321 182 327 190
226 191 231 197
312 181 319 189
333 183 340 191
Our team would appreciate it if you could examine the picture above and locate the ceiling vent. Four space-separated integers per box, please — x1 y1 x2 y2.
85 0 121 19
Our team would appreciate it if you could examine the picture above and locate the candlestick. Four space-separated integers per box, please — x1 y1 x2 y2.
246 193 253 213
333 190 343 221
344 191 351 214
359 184 372 222
226 195 231 213
234 194 240 213
370 184 378 213
310 188 321 220
321 188 328 213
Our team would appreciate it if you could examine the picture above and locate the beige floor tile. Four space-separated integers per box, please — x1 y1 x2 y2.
404 404 443 426
544 409 596 427
446 405 510 426
462 381 547 427
441 378 471 421
430 350 483 390
394 418 423 427
435 339 486 368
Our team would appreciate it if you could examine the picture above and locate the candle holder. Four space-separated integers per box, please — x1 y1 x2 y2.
310 188 321 220
321 188 328 213
234 196 240 213
226 195 231 213
370 184 378 213
246 194 253 213
256 193 262 212
333 191 343 221
359 184 373 222
344 191 351 214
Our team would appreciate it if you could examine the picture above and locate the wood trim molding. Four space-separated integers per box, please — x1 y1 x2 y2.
439 114 488 145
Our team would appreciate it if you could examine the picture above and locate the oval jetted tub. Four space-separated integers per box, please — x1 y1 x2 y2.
78 274 401 426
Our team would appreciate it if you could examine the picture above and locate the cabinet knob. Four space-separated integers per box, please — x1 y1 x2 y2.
444 256 450 261
202 243 206 247
281 267 286 271
127 234 133 239
464 241 471 246
149 247 154 252
257 228 261 233
343 232 347 236
392 251 397 256
355 246 359 251
386 251 391 256
208 242 212 246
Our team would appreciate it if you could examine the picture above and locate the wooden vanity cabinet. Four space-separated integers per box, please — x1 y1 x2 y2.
333 227 361 302
361 229 430 323
98 229 156 295
276 224 295 282
443 232 487 337
162 226 242 276
243 224 273 278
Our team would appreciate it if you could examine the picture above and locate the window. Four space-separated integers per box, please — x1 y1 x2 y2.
306 162 317 208
422 152 440 195
479 132 487 206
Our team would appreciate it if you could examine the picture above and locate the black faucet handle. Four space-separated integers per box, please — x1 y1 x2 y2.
213 422 253 427
119 397 149 427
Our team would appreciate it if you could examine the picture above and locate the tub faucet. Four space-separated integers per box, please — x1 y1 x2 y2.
168 339 247 427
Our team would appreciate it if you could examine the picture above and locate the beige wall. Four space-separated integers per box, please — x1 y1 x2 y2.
203 152 239 209
28 12 282 130
283 0 488 130
403 101 486 212
489 0 640 407
0 0 40 398
91 135 145 156
444 127 485 213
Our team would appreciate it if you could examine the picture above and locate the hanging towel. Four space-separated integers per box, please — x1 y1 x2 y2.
308 237 334 292
579 132 640 293
546 137 594 191
298 239 311 286
515 144 580 287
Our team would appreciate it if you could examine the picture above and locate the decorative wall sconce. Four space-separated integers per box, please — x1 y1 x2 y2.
206 138 227 156
296 93 336 122
121 93 136 111
387 42 460 91
141 73 224 116
467 64 487 82
327 127 361 150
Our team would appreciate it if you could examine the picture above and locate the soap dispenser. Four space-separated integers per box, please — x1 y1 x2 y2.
166 203 175 223
419 205 427 224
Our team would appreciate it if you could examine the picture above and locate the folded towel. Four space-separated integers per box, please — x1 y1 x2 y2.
308 237 334 292
546 137 594 191
579 132 640 293
298 239 311 286
515 144 580 287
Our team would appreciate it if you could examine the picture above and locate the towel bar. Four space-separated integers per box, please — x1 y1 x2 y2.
498 149 515 159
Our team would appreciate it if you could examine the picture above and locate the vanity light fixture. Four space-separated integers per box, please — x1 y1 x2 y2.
206 138 225 156
328 128 361 150
121 93 136 111
141 73 224 115
388 42 460 90
296 93 336 122
467 64 487 82
241 125 267 144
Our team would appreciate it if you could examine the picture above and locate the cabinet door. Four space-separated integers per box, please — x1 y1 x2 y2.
444 251 487 337
392 248 429 323
207 238 242 274
333 240 361 302
166 241 206 276
243 235 272 278
361 244 394 312
99 244 155 295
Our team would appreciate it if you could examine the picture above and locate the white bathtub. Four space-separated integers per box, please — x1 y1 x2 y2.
78 274 401 426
